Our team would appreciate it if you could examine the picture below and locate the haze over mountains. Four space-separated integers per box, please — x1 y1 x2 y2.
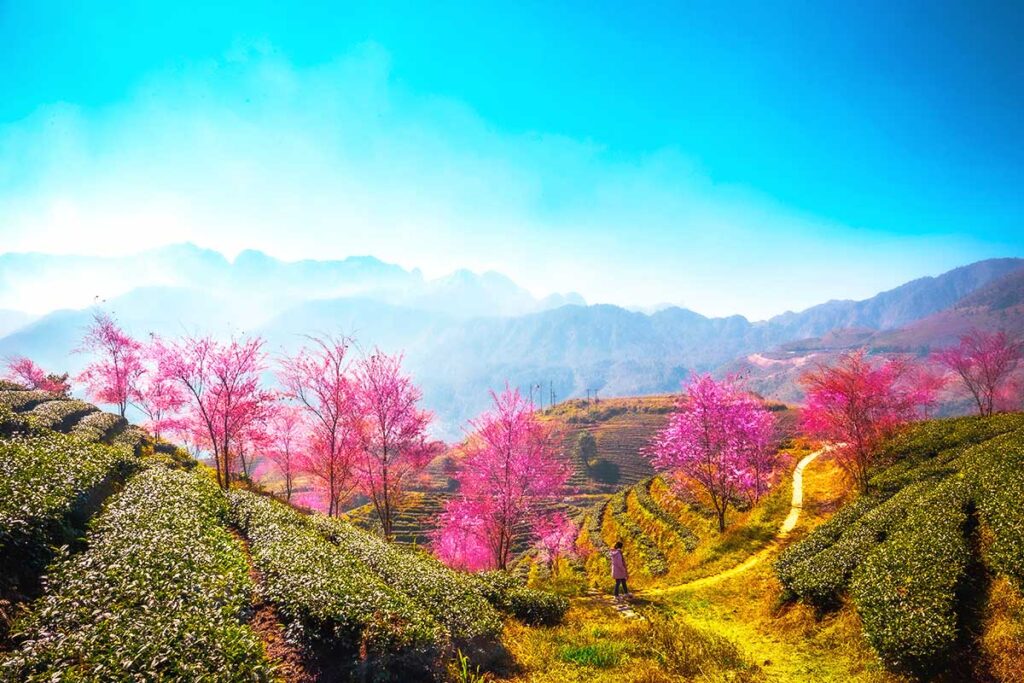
1 244 1021 437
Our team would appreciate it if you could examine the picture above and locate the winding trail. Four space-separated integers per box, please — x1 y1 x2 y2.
641 447 824 597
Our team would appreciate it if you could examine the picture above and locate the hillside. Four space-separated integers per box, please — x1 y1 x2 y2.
0 384 568 681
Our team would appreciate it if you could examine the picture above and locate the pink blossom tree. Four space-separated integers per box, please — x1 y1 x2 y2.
129 356 187 440
351 351 436 539
434 386 570 570
264 404 306 501
3 356 71 395
933 329 1022 416
153 335 272 490
76 311 145 417
533 512 579 574
278 335 358 517
801 350 924 493
648 374 776 532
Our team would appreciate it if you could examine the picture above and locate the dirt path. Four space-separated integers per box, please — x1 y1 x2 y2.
641 447 824 597
230 529 315 683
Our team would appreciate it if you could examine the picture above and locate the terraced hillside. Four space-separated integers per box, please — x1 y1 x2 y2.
0 383 568 681
775 414 1024 677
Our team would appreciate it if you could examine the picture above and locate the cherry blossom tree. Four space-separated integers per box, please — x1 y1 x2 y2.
801 350 924 493
933 329 1022 416
434 386 569 570
129 359 187 440
533 512 579 574
351 351 436 539
264 404 306 501
278 335 358 517
648 374 776 532
153 334 272 490
76 311 144 417
3 356 70 395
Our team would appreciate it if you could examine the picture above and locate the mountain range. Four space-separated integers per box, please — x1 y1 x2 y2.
1 244 1021 437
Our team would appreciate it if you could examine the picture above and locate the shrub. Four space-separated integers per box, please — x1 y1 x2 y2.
0 433 136 598
472 571 568 625
110 424 151 455
775 494 884 597
635 477 698 551
0 379 26 391
585 501 609 551
964 430 1024 586
311 514 502 644
228 490 445 675
69 410 127 442
23 399 96 431
0 389 57 412
851 477 972 673
609 491 669 576
2 466 273 681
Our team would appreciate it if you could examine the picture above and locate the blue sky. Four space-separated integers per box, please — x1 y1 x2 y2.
1 1 1021 319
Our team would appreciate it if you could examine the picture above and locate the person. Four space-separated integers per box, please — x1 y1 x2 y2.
609 541 629 599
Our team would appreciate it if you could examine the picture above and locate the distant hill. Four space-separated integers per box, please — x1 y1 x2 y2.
734 263 1024 407
1 250 1020 438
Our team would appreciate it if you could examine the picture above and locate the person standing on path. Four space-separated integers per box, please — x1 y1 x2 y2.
609 541 629 599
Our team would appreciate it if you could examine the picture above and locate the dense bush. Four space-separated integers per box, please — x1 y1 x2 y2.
23 399 96 431
110 424 150 454
875 414 1024 466
2 466 273 681
635 477 698 552
0 380 26 391
608 491 669 576
0 433 136 595
0 389 57 412
69 410 127 443
472 571 568 626
851 477 972 673
775 495 884 598
965 430 1024 587
782 479 937 607
228 490 445 674
311 515 502 644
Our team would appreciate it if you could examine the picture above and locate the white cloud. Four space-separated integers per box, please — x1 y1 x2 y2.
0 43 989 319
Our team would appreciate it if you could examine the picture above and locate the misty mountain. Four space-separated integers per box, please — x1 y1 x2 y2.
0 243 585 319
0 251 1020 438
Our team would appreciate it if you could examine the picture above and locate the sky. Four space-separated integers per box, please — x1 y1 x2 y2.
0 1 1022 320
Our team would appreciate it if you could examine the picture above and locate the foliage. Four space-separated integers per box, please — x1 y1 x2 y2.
227 490 445 673
75 310 145 417
557 642 620 668
435 386 570 571
608 490 668 575
351 350 435 537
801 350 931 492
2 466 272 681
154 334 273 489
2 356 70 395
0 432 136 595
964 430 1024 586
23 399 96 431
648 374 777 532
310 513 503 644
933 328 1022 416
0 389 58 412
850 477 972 673
472 571 569 625
635 476 699 551
68 410 127 442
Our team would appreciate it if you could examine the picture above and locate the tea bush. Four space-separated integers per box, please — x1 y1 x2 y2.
228 490 445 673
851 477 972 673
965 431 1024 586
473 571 569 626
2 466 273 681
0 433 136 593
23 399 96 431
311 514 503 644
69 410 127 443
0 389 57 412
